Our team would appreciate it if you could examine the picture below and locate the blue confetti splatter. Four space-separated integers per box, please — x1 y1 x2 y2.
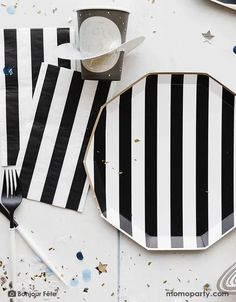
7 6 16 15
233 46 236 54
45 267 54 276
76 251 84 261
70 277 79 287
3 66 13 76
82 269 91 283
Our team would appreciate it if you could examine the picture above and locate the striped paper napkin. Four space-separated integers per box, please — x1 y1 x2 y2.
0 27 76 166
17 63 113 212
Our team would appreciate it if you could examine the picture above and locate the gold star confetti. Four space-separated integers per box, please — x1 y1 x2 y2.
96 262 108 274
202 30 215 42
203 283 211 293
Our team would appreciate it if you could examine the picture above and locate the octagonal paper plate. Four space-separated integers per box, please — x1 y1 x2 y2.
210 0 236 10
84 72 236 250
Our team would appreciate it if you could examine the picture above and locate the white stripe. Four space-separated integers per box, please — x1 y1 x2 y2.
78 180 90 212
208 78 223 245
182 74 197 249
17 63 48 170
53 80 98 208
131 78 146 246
43 28 58 66
157 74 171 249
17 28 33 165
105 98 120 227
27 68 73 201
69 28 76 70
0 29 7 166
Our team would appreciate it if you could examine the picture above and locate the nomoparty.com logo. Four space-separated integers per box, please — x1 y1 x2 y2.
8 290 58 299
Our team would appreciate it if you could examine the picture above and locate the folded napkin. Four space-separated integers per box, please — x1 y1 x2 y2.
0 27 76 166
17 63 113 212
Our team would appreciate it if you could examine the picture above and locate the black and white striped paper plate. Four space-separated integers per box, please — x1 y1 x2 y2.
17 63 113 212
85 72 236 250
210 0 236 10
0 27 75 166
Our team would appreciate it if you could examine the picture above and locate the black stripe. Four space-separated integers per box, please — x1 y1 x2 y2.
20 65 60 198
65 81 111 210
145 75 158 248
93 108 107 215
119 88 132 236
40 72 84 204
196 75 209 247
57 28 71 69
4 29 19 165
31 29 44 93
222 88 234 234
170 74 184 248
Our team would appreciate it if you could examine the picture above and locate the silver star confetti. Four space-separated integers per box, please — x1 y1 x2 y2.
202 30 215 43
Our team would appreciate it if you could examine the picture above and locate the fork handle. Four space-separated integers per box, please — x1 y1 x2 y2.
10 228 17 289
16 225 68 286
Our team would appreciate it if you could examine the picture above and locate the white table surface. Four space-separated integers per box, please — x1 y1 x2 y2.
1 0 236 301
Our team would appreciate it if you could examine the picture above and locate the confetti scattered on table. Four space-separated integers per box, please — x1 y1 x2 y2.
6 5 16 14
76 251 84 261
70 277 79 287
82 269 91 282
3 66 13 76
96 262 108 275
202 30 215 42
203 283 211 293
0 276 7 286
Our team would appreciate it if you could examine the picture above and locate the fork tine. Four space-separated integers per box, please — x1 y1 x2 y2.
10 169 15 196
8 169 12 196
14 170 21 197
2 170 7 197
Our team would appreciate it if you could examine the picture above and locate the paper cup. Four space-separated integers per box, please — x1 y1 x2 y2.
77 8 129 81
